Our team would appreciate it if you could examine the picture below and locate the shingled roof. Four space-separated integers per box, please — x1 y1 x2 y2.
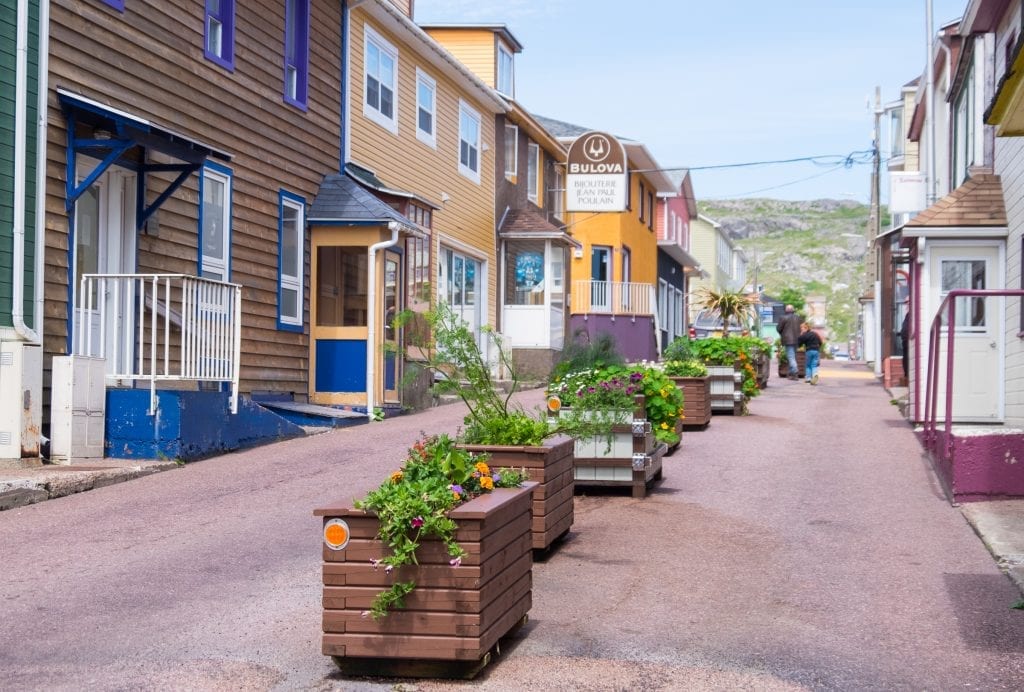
905 172 1007 228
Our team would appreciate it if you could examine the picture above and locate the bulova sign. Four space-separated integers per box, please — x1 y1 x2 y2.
566 131 627 212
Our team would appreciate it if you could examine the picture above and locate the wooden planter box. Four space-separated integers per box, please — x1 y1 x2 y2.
460 435 574 552
706 364 743 415
754 352 770 388
669 375 711 429
556 396 665 499
778 350 806 379
315 483 536 673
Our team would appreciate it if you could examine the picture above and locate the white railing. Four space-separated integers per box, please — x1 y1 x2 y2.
571 280 656 316
74 274 242 414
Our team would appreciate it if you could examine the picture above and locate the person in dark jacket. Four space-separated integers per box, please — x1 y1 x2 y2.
900 311 910 384
776 304 802 379
798 323 823 385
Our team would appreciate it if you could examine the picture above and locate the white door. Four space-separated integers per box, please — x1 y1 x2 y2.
72 164 136 372
927 244 1002 422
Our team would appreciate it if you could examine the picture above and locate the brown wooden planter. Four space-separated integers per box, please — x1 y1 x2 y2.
669 375 711 429
778 350 807 379
315 483 536 673
559 396 665 499
460 435 574 552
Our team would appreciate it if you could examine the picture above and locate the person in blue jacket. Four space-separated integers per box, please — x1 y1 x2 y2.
798 323 823 385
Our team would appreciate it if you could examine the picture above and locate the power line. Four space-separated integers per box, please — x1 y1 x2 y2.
633 149 876 175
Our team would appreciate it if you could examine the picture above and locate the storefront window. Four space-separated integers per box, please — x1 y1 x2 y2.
505 240 546 306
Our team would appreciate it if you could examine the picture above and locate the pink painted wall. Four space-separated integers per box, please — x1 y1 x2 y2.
922 430 1024 502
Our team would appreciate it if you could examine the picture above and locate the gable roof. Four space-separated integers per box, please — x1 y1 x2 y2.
308 172 423 236
904 172 1007 228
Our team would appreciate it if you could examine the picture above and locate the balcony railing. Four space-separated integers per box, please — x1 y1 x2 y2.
74 274 242 414
571 280 656 316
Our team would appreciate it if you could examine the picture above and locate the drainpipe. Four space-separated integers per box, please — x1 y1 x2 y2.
32 0 50 340
365 220 400 420
10 0 39 343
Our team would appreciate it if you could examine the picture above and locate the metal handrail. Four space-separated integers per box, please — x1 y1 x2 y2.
923 288 1022 460
74 273 242 415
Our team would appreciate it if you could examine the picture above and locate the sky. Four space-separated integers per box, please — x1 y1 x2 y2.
413 0 968 203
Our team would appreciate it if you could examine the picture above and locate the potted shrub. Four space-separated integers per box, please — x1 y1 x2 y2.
315 433 534 673
407 303 577 552
663 358 711 429
689 336 768 414
546 364 681 498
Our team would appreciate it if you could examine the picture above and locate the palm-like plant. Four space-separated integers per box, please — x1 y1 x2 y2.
693 287 758 336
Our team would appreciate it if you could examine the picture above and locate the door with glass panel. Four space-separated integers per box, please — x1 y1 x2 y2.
927 244 1002 421
382 251 401 403
591 246 611 311
72 164 136 374
439 247 483 347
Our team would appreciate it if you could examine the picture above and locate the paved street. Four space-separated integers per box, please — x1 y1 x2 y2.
1 360 1022 690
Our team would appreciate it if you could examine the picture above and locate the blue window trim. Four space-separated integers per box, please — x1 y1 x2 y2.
100 0 125 11
284 0 310 110
204 0 236 72
277 189 306 332
198 161 233 281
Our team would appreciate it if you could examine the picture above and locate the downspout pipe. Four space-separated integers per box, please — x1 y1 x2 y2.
32 0 50 341
10 0 39 343
365 220 400 420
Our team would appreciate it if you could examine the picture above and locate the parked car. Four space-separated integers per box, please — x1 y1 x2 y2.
688 309 755 339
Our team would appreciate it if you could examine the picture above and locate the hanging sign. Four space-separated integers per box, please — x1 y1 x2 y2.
565 131 628 212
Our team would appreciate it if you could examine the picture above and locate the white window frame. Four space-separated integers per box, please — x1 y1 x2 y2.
278 191 305 329
527 141 540 204
200 164 232 281
497 42 514 97
415 68 437 148
504 123 518 179
458 100 482 184
551 166 564 219
364 25 399 134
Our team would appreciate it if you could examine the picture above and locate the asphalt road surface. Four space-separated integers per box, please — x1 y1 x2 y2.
1 360 1022 690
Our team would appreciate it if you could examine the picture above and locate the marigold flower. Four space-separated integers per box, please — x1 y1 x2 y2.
411 516 424 529
480 476 494 490
475 461 490 475
660 421 669 429
390 470 403 484
660 389 667 397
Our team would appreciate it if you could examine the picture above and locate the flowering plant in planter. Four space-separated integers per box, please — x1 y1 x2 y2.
353 432 526 619
662 359 708 378
547 364 685 446
688 335 768 400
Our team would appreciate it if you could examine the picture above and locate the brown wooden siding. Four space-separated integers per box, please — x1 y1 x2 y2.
349 12 498 327
45 0 344 401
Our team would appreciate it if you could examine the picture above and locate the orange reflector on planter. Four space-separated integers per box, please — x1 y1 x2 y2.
546 395 561 413
323 518 350 550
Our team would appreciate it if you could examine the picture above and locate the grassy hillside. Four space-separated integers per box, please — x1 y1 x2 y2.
697 198 878 345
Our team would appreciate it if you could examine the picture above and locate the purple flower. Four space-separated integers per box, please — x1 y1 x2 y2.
630 372 643 382
493 472 502 484
361 611 370 619
411 516 424 529
449 483 463 494
370 559 381 570
449 556 462 567
587 386 596 393
385 564 394 575
626 386 635 395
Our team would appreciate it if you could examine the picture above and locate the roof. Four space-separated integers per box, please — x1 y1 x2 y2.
904 172 1007 228
308 172 422 235
498 208 579 247
531 114 590 139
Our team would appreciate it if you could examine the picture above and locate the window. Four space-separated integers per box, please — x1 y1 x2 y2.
527 141 539 204
365 27 398 132
647 190 654 230
439 247 482 337
550 166 564 220
315 247 367 327
622 246 631 284
953 65 976 187
504 123 518 179
415 69 436 147
406 236 431 306
200 164 232 281
638 182 646 221
497 42 514 96
284 0 309 109
406 202 432 230
204 0 235 70
100 0 124 10
459 100 481 183
505 240 545 306
717 235 731 273
278 191 305 330
941 259 986 330
889 108 904 158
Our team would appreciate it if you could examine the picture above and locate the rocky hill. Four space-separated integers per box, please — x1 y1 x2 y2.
697 198 874 344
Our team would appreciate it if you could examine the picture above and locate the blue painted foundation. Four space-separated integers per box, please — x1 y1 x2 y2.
105 389 305 461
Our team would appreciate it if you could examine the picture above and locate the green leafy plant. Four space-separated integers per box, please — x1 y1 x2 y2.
548 364 685 446
662 359 708 378
689 335 769 401
692 287 758 336
663 336 696 362
354 432 526 619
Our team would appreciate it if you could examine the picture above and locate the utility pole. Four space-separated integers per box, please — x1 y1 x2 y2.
867 85 883 375
926 0 937 205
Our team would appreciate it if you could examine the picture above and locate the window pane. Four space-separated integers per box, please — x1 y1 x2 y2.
281 287 298 319
366 75 380 110
282 205 298 273
506 241 545 306
418 109 432 134
380 85 393 119
316 247 367 327
203 178 225 260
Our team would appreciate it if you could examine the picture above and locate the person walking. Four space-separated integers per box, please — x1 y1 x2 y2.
798 323 823 385
776 304 802 380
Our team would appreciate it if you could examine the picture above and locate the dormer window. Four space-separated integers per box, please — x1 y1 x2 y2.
497 43 514 97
